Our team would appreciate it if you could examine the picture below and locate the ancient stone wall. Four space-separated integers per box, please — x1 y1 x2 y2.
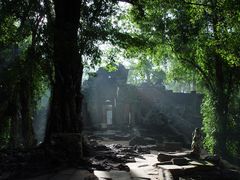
82 65 203 139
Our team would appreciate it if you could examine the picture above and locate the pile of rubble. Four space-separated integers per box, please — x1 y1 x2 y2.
84 129 240 180
0 128 240 180
156 151 240 180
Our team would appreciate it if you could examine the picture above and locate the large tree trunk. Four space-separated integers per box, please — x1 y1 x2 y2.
214 94 228 157
9 110 20 148
44 0 83 158
19 79 35 148
213 58 229 158
210 1 229 158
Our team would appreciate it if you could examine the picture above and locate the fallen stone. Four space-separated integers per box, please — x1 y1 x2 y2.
94 170 131 180
171 158 189 165
189 160 214 167
157 151 192 162
114 163 130 171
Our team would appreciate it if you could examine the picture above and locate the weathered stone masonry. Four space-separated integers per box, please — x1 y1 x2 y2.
82 64 203 140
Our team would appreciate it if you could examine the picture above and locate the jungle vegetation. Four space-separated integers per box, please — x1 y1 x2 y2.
0 0 239 161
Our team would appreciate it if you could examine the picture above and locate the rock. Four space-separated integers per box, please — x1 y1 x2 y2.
136 146 151 154
157 151 192 162
108 144 123 150
114 163 130 171
171 158 189 165
93 144 111 151
203 154 220 165
157 153 173 162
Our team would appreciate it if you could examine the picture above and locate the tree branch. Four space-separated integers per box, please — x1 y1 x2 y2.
182 57 215 92
168 43 214 92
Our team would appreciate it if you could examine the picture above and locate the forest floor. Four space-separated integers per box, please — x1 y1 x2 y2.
1 128 240 180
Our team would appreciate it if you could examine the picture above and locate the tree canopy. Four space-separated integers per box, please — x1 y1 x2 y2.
0 0 239 160
123 0 240 158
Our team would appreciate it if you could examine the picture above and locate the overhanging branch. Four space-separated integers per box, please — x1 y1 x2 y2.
168 44 215 92
181 56 215 92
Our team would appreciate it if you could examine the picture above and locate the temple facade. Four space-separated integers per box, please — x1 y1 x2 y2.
82 64 203 139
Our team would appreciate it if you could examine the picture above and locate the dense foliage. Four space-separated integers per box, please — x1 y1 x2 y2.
124 0 240 158
0 0 142 148
0 0 239 161
0 0 50 148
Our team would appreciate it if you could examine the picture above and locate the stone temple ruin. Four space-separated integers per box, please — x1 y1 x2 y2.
82 64 203 144
2 65 239 180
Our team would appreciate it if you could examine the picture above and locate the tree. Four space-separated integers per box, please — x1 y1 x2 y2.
1 0 135 152
0 0 49 148
44 0 122 141
127 56 166 86
44 0 82 139
127 0 240 158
